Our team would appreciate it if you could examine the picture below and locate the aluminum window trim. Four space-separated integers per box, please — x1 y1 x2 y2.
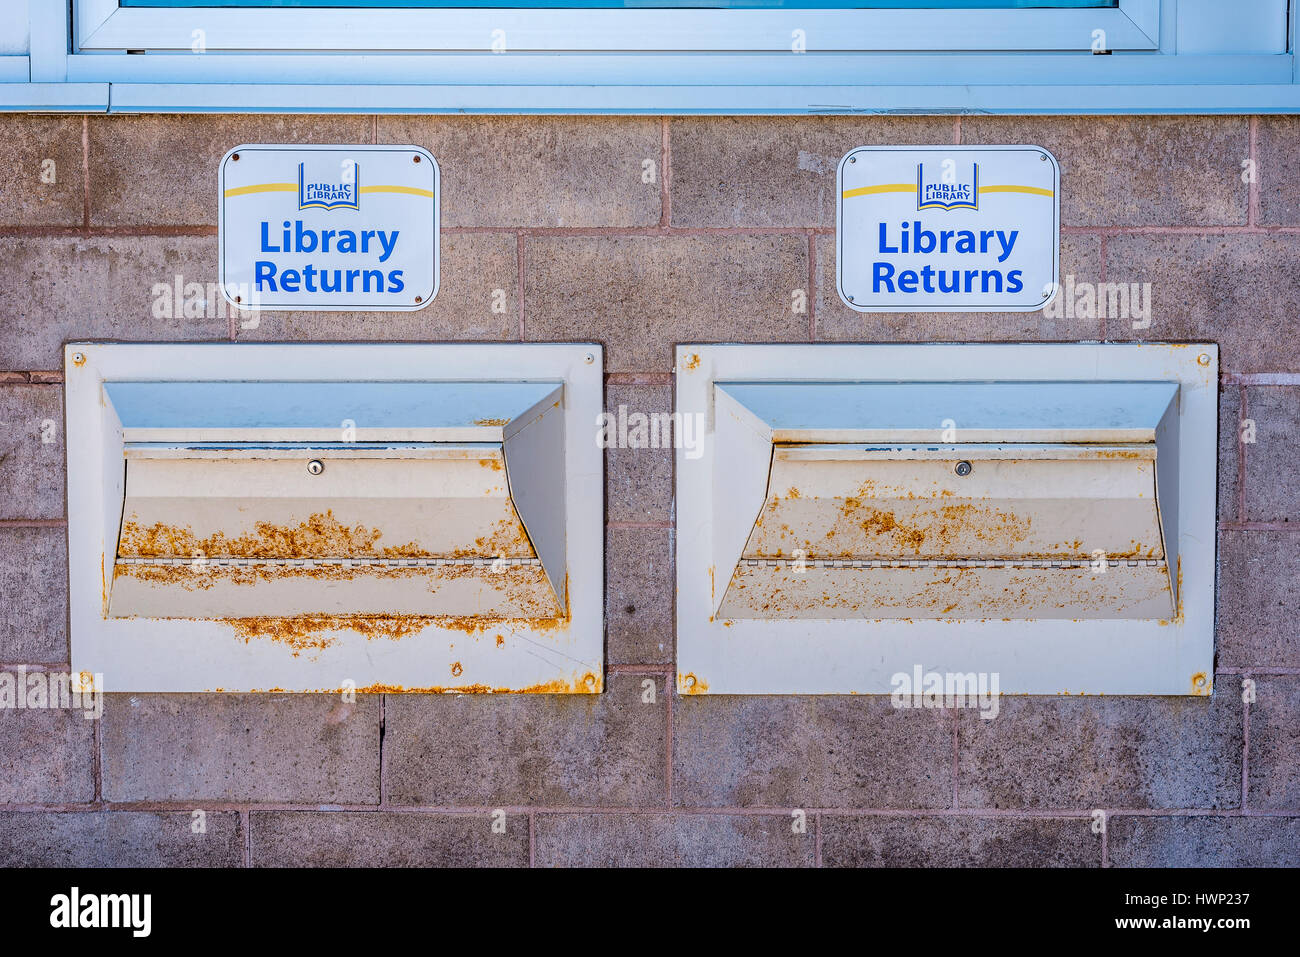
1 0 1286 113
75 2 1160 54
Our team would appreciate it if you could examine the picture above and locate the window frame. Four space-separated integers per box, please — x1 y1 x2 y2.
74 1 1160 54
5 0 1297 114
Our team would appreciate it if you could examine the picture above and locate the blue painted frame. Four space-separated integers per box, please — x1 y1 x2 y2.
1 0 1295 114
118 0 1117 7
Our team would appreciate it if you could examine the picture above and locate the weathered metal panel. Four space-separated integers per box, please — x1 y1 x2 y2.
503 386 569 609
66 343 604 693
677 343 1217 695
743 444 1163 561
117 446 535 561
110 443 563 619
718 561 1174 620
109 558 562 620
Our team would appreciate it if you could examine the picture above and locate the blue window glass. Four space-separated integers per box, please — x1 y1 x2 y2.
122 2 1118 8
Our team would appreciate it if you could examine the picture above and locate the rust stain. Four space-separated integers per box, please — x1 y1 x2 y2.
450 661 463 677
723 560 1172 619
121 511 422 560
1092 448 1150 460
682 353 700 371
226 615 431 655
1176 555 1184 621
119 561 438 588
479 457 504 471
72 353 86 367
1190 671 1211 696
448 613 569 636
679 672 709 694
853 506 929 552
461 516 535 559
217 609 568 659
119 509 534 561
111 561 562 618
473 417 510 427
753 486 1163 561
237 609 562 639
816 498 1029 558
353 671 601 695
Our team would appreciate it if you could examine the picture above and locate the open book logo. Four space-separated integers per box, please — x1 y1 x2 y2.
298 161 359 211
916 161 978 211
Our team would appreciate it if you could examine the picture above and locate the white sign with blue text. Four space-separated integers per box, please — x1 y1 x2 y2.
219 144 439 311
836 145 1059 312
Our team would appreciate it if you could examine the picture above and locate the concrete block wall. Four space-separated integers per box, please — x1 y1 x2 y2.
0 113 1296 866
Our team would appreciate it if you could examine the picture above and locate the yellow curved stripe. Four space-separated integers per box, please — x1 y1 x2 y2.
842 183 1054 200
223 182 296 198
842 183 913 198
359 184 435 198
223 183 435 199
978 184 1055 197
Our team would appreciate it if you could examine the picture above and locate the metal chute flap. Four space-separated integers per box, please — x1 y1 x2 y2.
109 442 564 619
715 380 1178 444
106 380 562 443
744 443 1164 562
116 444 534 561
502 386 568 610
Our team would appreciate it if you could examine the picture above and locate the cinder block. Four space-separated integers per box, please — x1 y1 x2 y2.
673 695 952 809
236 233 519 342
101 693 381 803
606 527 673 666
815 233 1104 341
1216 529 1300 669
821 815 1100 867
89 114 370 226
1243 386 1300 522
0 527 69 663
0 237 228 371
0 116 84 227
525 235 809 372
1246 676 1300 811
1108 815 1300 866
535 812 814 867
1218 384 1242 521
604 381 673 524
1105 233 1300 374
668 116 955 228
1256 116 1300 226
378 115 662 227
384 674 666 806
0 705 94 803
957 693 1242 810
251 810 528 867
962 115 1250 226
0 384 65 519
0 811 243 867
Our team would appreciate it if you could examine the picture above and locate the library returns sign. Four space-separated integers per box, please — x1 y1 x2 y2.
836 146 1059 313
219 144 439 312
